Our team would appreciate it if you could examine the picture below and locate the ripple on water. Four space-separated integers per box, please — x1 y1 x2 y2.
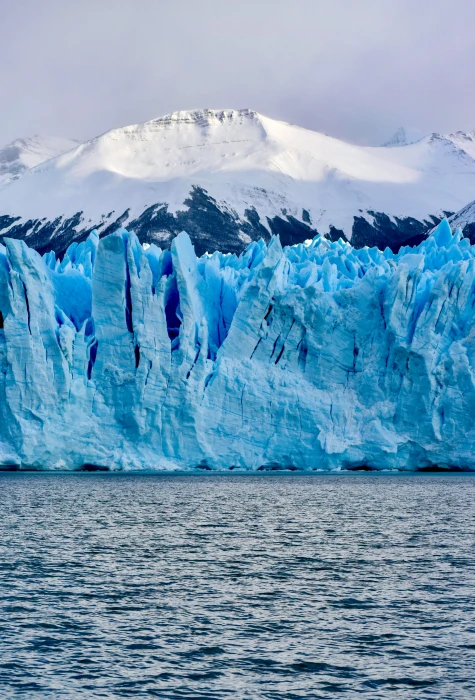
0 472 474 699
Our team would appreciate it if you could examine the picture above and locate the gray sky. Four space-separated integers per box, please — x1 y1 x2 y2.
1 0 474 147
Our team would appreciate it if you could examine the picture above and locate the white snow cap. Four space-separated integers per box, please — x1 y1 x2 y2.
1 110 475 244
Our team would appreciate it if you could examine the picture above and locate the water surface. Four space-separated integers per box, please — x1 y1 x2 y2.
1 472 474 698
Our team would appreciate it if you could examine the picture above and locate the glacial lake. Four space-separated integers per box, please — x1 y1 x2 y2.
0 472 474 699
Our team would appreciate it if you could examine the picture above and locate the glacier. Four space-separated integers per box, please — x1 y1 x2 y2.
0 218 475 472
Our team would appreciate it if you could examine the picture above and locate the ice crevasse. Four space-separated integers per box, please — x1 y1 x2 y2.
0 218 474 471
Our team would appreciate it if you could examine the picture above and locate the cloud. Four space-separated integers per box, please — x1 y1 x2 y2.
1 0 474 146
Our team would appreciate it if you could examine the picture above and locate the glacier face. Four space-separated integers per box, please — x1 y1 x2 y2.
0 219 475 471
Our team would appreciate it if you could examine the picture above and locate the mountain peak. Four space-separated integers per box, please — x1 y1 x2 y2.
0 134 79 184
87 108 266 150
3 110 475 258
150 108 259 128
383 126 423 147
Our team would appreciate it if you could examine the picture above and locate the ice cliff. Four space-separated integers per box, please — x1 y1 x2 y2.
1 219 474 471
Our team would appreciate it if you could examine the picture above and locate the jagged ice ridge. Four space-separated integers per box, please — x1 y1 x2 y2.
0 219 474 471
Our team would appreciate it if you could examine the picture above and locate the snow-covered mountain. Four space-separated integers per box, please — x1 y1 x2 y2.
448 135 475 240
0 135 79 185
382 126 424 147
1 109 475 255
449 199 475 242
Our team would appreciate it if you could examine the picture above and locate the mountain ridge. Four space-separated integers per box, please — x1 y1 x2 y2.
0 135 79 185
1 109 475 256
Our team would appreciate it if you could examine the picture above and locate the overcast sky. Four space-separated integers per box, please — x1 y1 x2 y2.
1 0 474 147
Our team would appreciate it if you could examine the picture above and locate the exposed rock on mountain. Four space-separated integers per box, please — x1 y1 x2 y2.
1 110 475 255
